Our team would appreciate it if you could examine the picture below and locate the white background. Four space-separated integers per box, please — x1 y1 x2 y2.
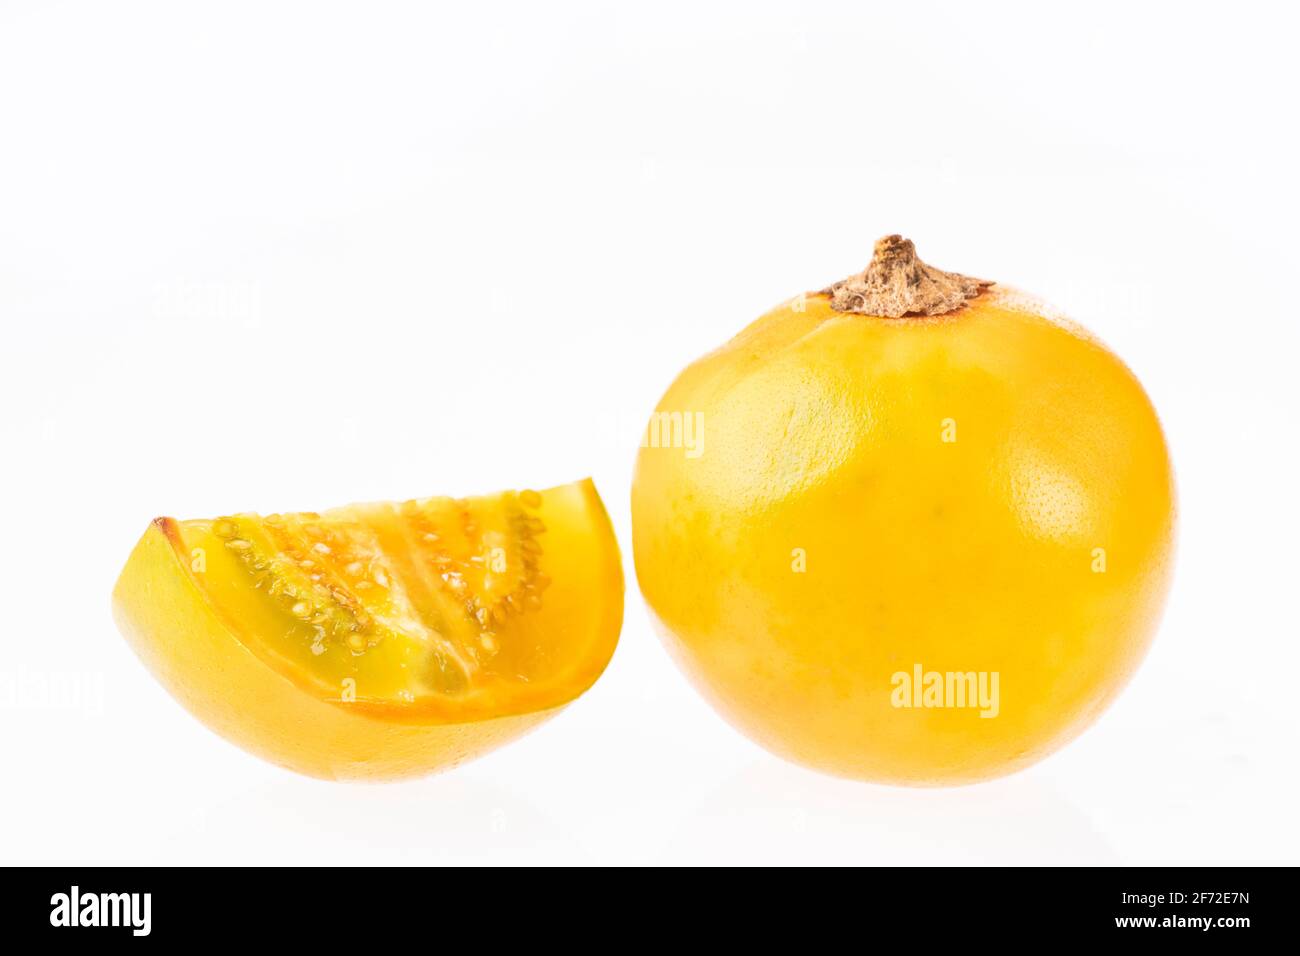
2 1 1297 866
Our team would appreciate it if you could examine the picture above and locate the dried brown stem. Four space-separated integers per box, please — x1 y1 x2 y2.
823 235 992 317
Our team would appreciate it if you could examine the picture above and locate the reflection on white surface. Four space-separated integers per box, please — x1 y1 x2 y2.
144 772 583 866
659 758 1116 866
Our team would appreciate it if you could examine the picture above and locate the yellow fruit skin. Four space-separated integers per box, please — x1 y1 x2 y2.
113 480 623 781
632 288 1175 786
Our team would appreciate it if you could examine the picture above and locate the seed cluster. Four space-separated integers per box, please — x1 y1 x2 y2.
212 489 552 668
214 515 375 656
400 490 551 657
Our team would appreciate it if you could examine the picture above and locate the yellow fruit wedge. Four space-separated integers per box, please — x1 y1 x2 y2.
113 479 623 780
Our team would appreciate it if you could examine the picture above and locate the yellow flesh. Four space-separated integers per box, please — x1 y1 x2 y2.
175 481 618 722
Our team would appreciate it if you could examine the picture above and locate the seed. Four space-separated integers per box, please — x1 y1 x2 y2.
373 568 389 588
475 607 491 626
213 519 238 539
422 532 439 543
347 633 367 652
481 632 499 654
313 542 331 555
345 561 363 576
524 516 546 535
291 601 310 618
225 538 252 552
519 489 542 509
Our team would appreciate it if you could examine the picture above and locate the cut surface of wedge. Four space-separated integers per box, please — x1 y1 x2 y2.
113 479 623 780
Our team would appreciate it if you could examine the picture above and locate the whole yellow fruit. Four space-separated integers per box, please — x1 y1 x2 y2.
632 236 1175 785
